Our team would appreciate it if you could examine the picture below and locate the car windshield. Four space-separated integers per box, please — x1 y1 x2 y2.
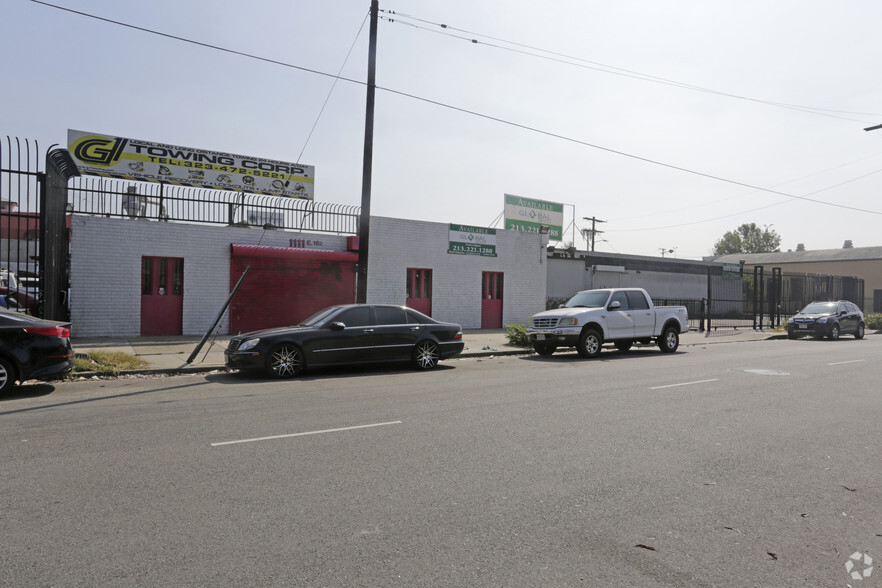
800 302 836 314
299 306 343 326
564 290 610 308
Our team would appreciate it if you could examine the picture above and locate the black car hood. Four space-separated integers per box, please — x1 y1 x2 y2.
234 325 315 339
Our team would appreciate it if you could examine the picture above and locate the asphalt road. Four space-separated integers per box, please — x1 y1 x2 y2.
1 336 880 586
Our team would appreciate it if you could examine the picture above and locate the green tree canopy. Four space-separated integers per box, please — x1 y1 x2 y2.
713 223 781 255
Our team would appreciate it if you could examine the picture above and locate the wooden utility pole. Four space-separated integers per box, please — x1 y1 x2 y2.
582 216 606 252
356 0 379 303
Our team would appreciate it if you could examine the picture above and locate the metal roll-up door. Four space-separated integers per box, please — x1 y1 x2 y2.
229 244 357 333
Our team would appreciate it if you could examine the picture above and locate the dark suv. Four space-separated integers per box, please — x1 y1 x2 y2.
787 300 865 340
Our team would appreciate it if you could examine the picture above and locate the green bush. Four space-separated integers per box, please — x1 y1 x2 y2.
865 313 882 330
504 323 531 347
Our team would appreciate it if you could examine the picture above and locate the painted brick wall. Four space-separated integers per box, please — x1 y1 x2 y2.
70 215 348 337
366 216 547 329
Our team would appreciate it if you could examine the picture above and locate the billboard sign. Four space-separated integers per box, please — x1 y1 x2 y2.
504 194 563 241
67 129 314 199
448 223 497 257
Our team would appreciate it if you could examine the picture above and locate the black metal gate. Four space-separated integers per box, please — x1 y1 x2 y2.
1 137 45 315
704 264 864 331
0 137 75 320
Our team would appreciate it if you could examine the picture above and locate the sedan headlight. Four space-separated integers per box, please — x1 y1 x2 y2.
816 318 827 324
238 338 260 351
558 318 579 326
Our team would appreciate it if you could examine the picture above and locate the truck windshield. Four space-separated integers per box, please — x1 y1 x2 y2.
564 290 610 308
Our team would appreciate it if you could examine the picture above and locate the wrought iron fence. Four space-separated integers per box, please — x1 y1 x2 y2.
67 176 360 235
1 136 44 314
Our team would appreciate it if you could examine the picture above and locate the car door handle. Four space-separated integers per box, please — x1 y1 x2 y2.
362 328 374 333
411 327 421 331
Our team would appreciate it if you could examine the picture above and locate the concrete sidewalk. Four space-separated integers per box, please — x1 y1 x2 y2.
70 328 785 376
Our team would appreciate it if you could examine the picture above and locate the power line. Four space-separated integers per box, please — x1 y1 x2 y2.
29 0 882 221
381 11 882 123
297 9 371 162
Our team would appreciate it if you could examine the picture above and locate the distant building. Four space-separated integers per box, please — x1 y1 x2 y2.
713 243 882 312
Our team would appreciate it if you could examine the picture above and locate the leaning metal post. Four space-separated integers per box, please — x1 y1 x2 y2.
185 266 250 366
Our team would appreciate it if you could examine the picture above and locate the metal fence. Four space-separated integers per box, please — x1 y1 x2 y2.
545 266 865 333
0 136 44 313
67 176 359 234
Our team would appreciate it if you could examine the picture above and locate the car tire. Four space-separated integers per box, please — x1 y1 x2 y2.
266 343 303 378
577 329 602 358
533 344 556 356
413 340 440 370
828 323 840 340
614 340 633 352
855 322 865 340
658 327 679 353
0 356 17 394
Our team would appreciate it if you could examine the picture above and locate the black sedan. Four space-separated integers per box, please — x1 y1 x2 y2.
787 300 865 340
225 304 464 378
0 309 75 393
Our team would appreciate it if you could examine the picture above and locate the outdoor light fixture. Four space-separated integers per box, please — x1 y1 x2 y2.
539 225 550 234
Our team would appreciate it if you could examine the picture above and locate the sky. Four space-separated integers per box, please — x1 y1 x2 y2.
3 0 882 259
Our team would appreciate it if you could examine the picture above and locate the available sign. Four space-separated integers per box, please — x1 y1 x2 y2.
722 262 742 279
67 129 314 199
504 194 563 241
448 223 497 257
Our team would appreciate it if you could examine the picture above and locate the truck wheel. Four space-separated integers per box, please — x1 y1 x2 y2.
577 329 603 358
658 327 679 353
533 344 556 356
614 340 632 352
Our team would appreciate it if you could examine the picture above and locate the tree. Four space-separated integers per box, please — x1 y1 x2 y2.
713 223 781 255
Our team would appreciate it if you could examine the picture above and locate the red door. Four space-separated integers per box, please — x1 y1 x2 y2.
140 257 183 336
406 268 432 316
481 272 503 329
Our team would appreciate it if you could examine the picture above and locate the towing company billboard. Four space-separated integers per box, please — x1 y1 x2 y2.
67 129 314 199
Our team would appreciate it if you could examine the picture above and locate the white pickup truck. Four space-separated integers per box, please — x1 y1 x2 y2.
526 288 689 358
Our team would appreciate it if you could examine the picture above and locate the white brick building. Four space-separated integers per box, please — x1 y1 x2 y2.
69 214 547 336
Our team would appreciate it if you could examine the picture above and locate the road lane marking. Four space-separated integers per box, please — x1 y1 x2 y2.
210 420 403 447
650 379 718 390
828 359 865 366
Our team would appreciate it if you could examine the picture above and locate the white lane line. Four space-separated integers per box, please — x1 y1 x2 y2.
828 359 865 366
210 420 403 447
650 379 718 390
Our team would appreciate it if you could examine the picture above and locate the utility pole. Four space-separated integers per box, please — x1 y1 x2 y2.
582 216 605 252
356 0 379 303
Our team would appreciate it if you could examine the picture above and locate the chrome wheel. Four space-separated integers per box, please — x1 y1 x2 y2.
267 344 303 378
413 340 440 370
0 357 14 394
855 323 865 340
577 329 602 358
658 327 679 353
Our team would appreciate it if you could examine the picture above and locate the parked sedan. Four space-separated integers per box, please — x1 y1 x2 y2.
225 304 464 378
787 300 865 340
0 309 74 393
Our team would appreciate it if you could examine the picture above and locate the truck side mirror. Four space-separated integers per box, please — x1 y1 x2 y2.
608 300 621 310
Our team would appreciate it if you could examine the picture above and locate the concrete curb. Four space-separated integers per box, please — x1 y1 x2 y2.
67 332 796 379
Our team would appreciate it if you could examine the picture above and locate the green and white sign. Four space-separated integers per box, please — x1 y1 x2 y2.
448 223 497 257
722 262 742 279
504 194 564 241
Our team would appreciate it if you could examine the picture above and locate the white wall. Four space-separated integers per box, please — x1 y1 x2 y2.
366 217 547 329
70 215 348 337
